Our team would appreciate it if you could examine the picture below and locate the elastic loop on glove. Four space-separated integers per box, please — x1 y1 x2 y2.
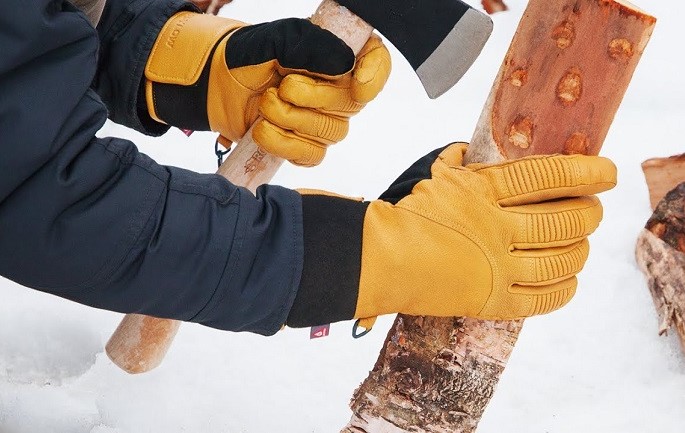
352 319 373 339
214 136 232 167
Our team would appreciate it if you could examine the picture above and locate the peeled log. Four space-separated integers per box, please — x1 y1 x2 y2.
636 183 685 355
641 154 685 210
343 1 655 432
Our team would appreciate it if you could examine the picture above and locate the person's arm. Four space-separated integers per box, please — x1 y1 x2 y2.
93 0 199 135
94 0 390 167
0 0 303 335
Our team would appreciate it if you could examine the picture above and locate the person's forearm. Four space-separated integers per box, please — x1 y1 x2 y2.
93 0 198 135
0 0 304 335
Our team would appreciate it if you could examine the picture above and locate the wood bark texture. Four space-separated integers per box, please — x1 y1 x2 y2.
105 0 374 374
343 1 655 432
641 154 685 210
635 183 685 355
481 0 508 15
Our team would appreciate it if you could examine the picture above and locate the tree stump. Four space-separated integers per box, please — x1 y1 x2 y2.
343 1 656 432
635 183 685 355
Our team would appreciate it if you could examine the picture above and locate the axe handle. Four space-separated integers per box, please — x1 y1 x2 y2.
105 0 374 374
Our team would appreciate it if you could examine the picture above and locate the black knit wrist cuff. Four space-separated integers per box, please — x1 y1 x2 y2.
148 55 213 131
286 194 369 328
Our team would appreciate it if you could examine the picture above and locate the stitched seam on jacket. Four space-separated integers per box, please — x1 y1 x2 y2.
188 190 244 323
261 192 302 334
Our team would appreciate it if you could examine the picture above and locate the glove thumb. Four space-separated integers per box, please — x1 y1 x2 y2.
378 143 468 204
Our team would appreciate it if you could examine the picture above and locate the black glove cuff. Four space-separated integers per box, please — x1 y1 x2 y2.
286 195 369 328
147 42 217 131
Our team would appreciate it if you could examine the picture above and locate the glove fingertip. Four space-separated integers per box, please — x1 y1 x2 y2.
252 119 287 155
562 153 618 193
529 279 577 317
253 120 326 167
352 47 392 104
278 74 318 107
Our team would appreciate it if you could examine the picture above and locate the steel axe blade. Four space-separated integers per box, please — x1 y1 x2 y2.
335 0 493 99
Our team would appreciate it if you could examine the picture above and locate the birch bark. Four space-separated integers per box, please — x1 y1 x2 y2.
343 1 656 431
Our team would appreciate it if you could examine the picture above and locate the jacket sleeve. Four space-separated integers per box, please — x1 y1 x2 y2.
93 0 200 135
0 0 304 335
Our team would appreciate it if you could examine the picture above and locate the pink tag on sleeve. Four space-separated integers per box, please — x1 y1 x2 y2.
310 325 330 339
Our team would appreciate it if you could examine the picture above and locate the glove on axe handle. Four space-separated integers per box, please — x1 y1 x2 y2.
106 0 374 374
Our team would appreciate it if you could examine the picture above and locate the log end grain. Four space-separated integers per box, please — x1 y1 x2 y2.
641 154 685 210
105 315 181 374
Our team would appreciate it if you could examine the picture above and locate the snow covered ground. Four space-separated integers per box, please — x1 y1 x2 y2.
2 0 684 432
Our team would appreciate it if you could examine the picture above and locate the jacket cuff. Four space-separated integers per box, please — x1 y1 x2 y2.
286 194 369 328
191 185 305 336
95 0 199 136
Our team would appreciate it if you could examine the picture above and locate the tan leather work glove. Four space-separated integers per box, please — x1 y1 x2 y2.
286 144 617 333
144 12 391 166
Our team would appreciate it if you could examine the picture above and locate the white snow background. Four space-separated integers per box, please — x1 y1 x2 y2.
1 0 684 432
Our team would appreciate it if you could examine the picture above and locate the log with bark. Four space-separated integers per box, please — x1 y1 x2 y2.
342 1 656 432
635 183 685 355
641 154 685 210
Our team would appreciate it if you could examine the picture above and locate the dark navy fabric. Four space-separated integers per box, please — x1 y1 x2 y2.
0 0 304 335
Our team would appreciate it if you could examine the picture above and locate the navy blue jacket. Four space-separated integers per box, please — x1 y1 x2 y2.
0 0 304 335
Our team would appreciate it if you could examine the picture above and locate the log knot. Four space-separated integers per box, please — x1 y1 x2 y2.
564 132 589 155
509 69 528 87
552 20 575 49
608 38 634 61
557 68 583 104
508 116 534 149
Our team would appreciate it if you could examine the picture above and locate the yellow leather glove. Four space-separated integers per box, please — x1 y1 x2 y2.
286 144 617 332
144 12 391 166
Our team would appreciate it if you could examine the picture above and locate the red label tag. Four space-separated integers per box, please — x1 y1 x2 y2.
310 324 330 339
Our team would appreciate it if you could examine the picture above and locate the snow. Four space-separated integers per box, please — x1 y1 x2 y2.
2 0 685 432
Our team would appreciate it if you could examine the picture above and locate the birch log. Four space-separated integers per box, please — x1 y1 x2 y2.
641 154 685 210
343 1 655 431
635 183 685 355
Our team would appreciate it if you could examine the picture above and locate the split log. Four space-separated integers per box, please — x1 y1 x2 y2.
635 183 685 355
481 0 508 15
343 1 655 432
641 154 685 210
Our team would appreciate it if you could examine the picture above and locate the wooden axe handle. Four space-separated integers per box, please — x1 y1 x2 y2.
106 0 374 374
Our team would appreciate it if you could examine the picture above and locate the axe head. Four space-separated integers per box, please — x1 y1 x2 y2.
336 0 493 99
